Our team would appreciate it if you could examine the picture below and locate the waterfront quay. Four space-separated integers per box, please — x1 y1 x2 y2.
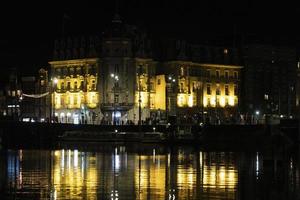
0 119 298 150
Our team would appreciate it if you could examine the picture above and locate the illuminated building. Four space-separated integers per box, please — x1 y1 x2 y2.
159 61 242 123
49 14 242 124
49 58 100 124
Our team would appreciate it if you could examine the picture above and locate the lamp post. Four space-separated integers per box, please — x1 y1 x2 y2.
50 78 58 123
138 66 142 127
166 75 176 123
111 73 119 125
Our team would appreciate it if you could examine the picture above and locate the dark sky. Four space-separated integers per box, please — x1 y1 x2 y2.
0 0 299 83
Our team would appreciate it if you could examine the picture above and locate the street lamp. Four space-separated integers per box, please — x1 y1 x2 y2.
111 73 119 125
166 75 176 124
255 110 260 124
50 77 58 123
137 66 142 127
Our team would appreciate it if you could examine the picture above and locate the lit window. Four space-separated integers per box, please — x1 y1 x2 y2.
74 81 78 89
264 94 269 100
225 85 229 96
216 84 220 95
224 49 228 54
180 67 184 76
192 82 196 92
92 80 96 90
114 94 119 103
207 84 211 95
180 82 184 92
157 79 161 85
74 96 77 105
150 82 154 91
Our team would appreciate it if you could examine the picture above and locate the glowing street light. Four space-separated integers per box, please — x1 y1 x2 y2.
53 78 58 84
50 77 59 123
255 110 260 115
111 73 119 125
166 75 176 122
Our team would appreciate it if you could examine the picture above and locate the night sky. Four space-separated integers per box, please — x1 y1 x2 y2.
0 0 299 85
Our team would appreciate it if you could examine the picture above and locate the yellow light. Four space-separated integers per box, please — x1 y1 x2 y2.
220 96 225 107
70 95 74 105
229 96 235 106
210 96 216 107
188 95 193 107
54 151 60 157
219 167 226 187
177 94 186 107
203 97 207 107
135 92 149 108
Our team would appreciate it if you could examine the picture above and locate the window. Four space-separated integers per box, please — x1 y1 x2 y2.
234 85 238 95
234 71 238 79
207 84 211 95
157 79 161 85
114 94 119 103
180 67 184 76
74 96 77 105
61 82 65 90
150 82 154 91
40 80 45 86
67 82 71 90
224 48 228 54
92 95 96 104
225 71 229 79
80 81 84 90
225 85 229 95
192 82 196 92
92 80 96 90
74 81 78 89
216 84 220 95
216 70 220 78
180 82 184 92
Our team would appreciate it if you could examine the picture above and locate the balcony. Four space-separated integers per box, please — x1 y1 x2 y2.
100 102 134 111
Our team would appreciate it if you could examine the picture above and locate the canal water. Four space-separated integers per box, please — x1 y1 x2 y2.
1 143 299 200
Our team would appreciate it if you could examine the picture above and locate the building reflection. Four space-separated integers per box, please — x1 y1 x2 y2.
4 145 300 200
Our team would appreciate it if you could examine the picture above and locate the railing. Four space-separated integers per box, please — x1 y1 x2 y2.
101 103 134 107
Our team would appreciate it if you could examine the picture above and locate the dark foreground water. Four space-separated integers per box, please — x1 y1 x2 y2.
1 143 300 200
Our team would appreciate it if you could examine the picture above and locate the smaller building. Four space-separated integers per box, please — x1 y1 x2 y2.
49 59 100 124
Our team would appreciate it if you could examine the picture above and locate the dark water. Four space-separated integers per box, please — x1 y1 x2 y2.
1 144 300 200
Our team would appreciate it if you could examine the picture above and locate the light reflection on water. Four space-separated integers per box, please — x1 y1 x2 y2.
2 144 300 200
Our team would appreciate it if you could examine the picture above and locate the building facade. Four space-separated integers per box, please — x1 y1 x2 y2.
49 59 100 124
242 44 298 123
49 15 242 125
